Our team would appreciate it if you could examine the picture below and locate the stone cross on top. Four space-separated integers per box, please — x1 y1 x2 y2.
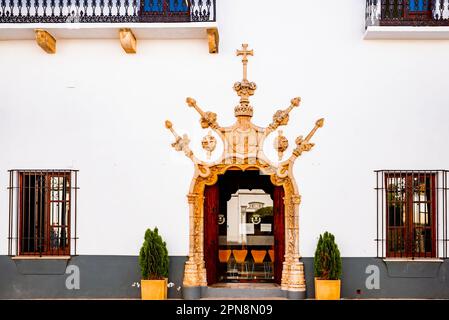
236 43 253 81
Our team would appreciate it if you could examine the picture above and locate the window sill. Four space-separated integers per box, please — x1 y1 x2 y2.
12 256 71 275
11 256 71 261
364 26 449 40
383 258 444 278
383 258 444 263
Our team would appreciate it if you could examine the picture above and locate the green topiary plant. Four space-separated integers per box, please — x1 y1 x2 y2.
139 227 169 280
314 231 342 280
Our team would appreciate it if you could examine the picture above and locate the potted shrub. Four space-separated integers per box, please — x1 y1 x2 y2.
314 231 342 300
138 227 169 300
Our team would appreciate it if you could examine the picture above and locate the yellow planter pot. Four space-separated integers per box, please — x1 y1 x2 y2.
314 278 341 300
141 278 168 300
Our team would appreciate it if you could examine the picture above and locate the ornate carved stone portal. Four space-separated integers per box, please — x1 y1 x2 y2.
165 44 324 298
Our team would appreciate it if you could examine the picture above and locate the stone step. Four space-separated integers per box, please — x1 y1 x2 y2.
201 285 285 299
201 297 288 300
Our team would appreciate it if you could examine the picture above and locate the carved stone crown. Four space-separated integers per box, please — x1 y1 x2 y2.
234 103 254 117
165 44 324 174
233 79 257 117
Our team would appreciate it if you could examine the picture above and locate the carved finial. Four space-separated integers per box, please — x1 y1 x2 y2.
234 44 256 118
185 97 220 129
165 120 172 129
186 97 197 108
165 120 179 138
291 97 301 107
164 121 193 158
290 118 324 158
236 43 254 81
267 97 302 133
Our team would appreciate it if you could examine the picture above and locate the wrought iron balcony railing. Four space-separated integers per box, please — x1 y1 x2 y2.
0 0 216 24
366 0 449 28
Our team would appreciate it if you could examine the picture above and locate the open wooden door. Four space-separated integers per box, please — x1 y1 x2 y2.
203 184 220 285
273 186 285 284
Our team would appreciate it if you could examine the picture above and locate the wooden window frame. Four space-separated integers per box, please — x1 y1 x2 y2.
385 172 436 258
18 172 71 256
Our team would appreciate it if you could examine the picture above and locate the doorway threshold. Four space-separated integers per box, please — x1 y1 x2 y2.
210 283 280 289
201 283 285 299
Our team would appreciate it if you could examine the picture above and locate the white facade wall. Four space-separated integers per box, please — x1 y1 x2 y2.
1 0 449 257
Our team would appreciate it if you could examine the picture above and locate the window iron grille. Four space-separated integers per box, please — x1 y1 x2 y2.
375 170 448 259
8 169 79 257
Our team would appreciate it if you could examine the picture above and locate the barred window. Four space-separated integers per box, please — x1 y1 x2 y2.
376 170 448 259
8 170 78 256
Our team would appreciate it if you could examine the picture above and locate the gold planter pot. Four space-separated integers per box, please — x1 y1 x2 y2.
314 277 341 300
141 278 168 300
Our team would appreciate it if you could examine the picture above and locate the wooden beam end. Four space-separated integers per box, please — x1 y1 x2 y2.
119 28 137 54
207 27 219 54
35 29 56 54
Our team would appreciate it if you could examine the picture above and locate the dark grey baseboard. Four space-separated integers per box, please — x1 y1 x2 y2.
301 257 449 299
1 256 448 299
0 255 186 299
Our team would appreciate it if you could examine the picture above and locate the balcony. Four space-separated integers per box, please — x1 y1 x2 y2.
0 0 218 53
365 0 449 39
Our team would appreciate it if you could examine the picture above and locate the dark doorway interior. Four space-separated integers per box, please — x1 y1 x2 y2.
203 170 285 285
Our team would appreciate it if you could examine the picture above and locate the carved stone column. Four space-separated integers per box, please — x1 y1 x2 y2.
286 194 306 296
183 193 200 287
183 191 207 288
281 261 291 291
281 192 296 290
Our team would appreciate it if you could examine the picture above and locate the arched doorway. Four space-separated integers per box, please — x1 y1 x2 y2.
165 44 324 299
203 170 285 285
